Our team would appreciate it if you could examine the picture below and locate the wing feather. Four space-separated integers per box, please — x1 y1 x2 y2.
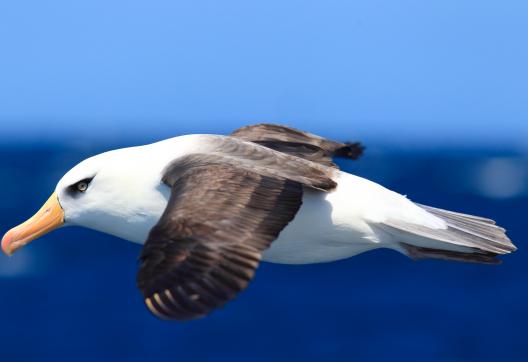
231 123 364 167
137 160 305 320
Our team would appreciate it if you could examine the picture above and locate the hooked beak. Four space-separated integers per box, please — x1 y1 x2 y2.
2 192 64 256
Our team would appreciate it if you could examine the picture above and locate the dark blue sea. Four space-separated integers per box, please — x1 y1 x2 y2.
0 141 526 362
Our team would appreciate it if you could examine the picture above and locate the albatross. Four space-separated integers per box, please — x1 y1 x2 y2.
1 124 516 320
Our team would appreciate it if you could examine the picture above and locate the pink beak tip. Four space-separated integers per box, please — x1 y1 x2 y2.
1 231 14 257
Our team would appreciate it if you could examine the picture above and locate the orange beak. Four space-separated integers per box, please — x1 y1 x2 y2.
2 192 64 256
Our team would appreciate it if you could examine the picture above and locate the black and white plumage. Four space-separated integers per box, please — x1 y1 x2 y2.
1 124 516 320
138 160 304 319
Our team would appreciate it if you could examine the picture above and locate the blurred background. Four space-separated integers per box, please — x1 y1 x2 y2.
0 1 527 361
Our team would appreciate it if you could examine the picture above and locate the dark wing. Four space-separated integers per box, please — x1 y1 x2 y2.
137 155 319 320
231 123 364 167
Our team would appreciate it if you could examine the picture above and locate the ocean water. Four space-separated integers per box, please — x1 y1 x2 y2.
0 142 526 362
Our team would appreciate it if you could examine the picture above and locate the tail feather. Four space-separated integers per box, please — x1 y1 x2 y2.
416 204 498 225
377 204 516 264
418 204 515 253
399 243 501 265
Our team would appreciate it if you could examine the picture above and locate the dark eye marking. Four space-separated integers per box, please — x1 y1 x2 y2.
68 177 94 194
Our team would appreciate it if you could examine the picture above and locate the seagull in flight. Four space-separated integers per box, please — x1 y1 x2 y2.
1 124 516 320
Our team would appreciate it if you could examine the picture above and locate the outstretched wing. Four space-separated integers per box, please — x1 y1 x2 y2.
137 152 333 320
231 123 364 167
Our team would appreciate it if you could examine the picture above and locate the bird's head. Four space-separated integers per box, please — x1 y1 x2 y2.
1 147 169 256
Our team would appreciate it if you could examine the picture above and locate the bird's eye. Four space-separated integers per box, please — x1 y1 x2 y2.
69 177 94 194
76 181 88 192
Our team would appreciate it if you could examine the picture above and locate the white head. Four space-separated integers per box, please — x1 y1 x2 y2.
2 146 171 255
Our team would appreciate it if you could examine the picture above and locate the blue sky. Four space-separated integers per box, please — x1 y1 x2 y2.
0 1 527 146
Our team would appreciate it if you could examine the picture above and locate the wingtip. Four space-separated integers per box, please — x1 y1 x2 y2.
335 142 365 160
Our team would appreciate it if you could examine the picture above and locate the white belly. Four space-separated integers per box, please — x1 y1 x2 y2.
262 173 381 264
